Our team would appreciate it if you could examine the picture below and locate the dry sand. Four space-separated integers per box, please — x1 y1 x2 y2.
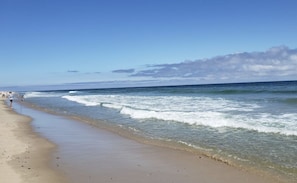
1 99 283 183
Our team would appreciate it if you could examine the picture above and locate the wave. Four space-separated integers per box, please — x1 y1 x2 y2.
24 91 65 98
62 95 99 106
61 94 296 136
151 81 297 95
102 103 123 110
199 89 297 95
69 91 79 94
61 94 259 112
119 106 297 136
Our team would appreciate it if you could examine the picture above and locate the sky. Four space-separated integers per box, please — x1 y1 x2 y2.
1 0 297 90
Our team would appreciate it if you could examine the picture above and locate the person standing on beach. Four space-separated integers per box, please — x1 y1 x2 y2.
8 92 13 108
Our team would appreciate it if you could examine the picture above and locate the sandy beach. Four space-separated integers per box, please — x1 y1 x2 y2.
0 99 66 183
1 99 284 183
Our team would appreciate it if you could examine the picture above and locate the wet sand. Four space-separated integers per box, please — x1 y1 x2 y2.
1 99 284 183
0 99 66 183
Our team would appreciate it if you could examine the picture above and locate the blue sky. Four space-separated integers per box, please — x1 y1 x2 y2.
1 0 297 89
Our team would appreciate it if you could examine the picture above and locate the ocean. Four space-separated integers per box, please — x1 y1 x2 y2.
22 81 297 181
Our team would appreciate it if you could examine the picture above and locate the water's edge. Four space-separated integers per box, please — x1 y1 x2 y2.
15 100 291 183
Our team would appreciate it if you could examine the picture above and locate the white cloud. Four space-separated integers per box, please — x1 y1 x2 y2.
130 46 297 83
290 54 297 62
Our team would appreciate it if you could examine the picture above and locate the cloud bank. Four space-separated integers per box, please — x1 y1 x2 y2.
130 46 297 83
112 69 135 73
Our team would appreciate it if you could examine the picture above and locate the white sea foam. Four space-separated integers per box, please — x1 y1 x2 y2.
102 103 122 110
61 94 297 136
24 92 64 98
69 91 79 94
62 95 99 106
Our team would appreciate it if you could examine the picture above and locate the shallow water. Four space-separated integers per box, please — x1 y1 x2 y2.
22 81 297 181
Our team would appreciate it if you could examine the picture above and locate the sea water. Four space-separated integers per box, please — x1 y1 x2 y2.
23 81 297 181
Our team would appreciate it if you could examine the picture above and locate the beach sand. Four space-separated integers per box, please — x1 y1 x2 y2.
1 99 283 183
0 99 66 183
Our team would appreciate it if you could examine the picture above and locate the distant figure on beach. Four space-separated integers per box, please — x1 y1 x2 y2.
8 92 13 108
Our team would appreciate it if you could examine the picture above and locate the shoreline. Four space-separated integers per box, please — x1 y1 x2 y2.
15 100 286 183
0 99 66 183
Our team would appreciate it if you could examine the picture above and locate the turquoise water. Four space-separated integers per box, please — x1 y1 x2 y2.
23 81 297 181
